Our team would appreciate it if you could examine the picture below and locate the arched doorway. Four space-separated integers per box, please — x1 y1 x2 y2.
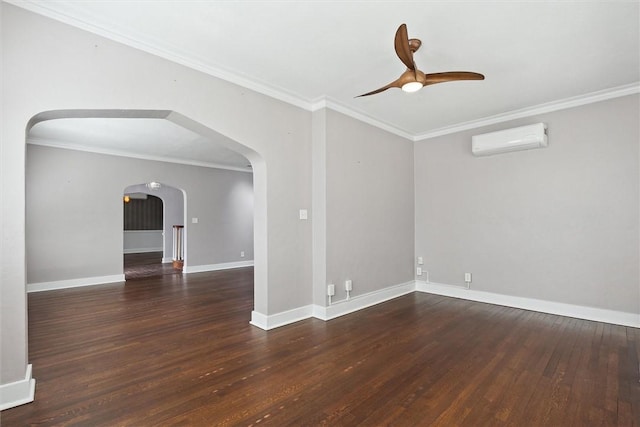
26 109 265 315
123 182 185 280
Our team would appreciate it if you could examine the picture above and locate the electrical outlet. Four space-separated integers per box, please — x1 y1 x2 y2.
240 251 245 257
465 273 472 283
327 284 335 296
345 280 352 291
417 267 423 276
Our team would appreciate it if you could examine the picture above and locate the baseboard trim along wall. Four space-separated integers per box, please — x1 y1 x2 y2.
250 281 416 330
26 261 255 293
416 281 640 329
314 281 416 321
0 364 36 411
250 305 314 330
27 274 126 293
26 272 639 328
251 280 639 331
183 260 254 274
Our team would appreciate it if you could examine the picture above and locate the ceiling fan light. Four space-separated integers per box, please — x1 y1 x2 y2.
401 81 423 93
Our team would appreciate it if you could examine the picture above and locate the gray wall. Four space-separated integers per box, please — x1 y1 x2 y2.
26 145 253 284
324 110 415 302
415 94 639 314
2 4 312 384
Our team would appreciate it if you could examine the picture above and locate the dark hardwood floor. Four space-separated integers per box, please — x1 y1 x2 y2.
123 251 181 280
2 268 638 426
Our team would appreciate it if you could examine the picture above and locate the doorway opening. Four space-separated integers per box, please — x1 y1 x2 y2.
26 109 265 316
123 191 165 279
123 183 185 280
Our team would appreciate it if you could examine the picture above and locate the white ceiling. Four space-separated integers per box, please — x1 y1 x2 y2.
11 1 640 167
28 118 252 170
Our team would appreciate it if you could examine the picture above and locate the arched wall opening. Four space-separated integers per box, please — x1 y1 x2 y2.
123 182 185 279
25 109 266 314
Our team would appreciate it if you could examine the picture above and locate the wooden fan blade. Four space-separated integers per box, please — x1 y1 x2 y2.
394 24 415 70
423 71 485 86
356 79 403 97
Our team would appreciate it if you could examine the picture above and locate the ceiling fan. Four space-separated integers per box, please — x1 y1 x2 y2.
357 24 484 97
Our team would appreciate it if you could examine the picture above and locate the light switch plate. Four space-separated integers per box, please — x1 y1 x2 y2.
299 209 308 220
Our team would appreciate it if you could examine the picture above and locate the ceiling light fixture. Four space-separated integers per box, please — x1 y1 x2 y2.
123 195 131 203
357 24 484 97
146 181 161 190
401 81 423 93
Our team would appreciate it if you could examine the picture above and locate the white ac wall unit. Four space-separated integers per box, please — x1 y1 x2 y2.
472 123 547 156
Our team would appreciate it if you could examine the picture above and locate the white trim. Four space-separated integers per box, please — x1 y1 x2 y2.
311 97 414 141
414 83 640 140
249 311 269 329
6 0 311 111
162 257 173 264
252 280 639 331
9 1 637 144
0 364 36 411
313 281 416 321
250 281 416 330
183 260 254 274
27 274 125 293
250 305 314 330
416 281 640 328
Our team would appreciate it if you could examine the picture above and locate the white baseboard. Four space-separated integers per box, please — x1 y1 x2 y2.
250 281 416 330
183 260 254 274
252 280 639 331
416 281 640 328
0 364 36 411
162 257 173 264
250 305 314 330
314 281 416 321
123 247 163 254
27 274 125 293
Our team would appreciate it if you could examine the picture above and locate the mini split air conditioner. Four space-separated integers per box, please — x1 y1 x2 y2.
472 123 548 156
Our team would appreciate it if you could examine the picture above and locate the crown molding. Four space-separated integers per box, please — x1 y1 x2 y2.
27 137 253 173
9 1 639 144
6 0 312 111
413 82 640 141
311 97 415 141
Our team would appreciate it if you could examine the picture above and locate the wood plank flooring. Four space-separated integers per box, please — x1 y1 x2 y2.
123 252 181 280
2 268 638 426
